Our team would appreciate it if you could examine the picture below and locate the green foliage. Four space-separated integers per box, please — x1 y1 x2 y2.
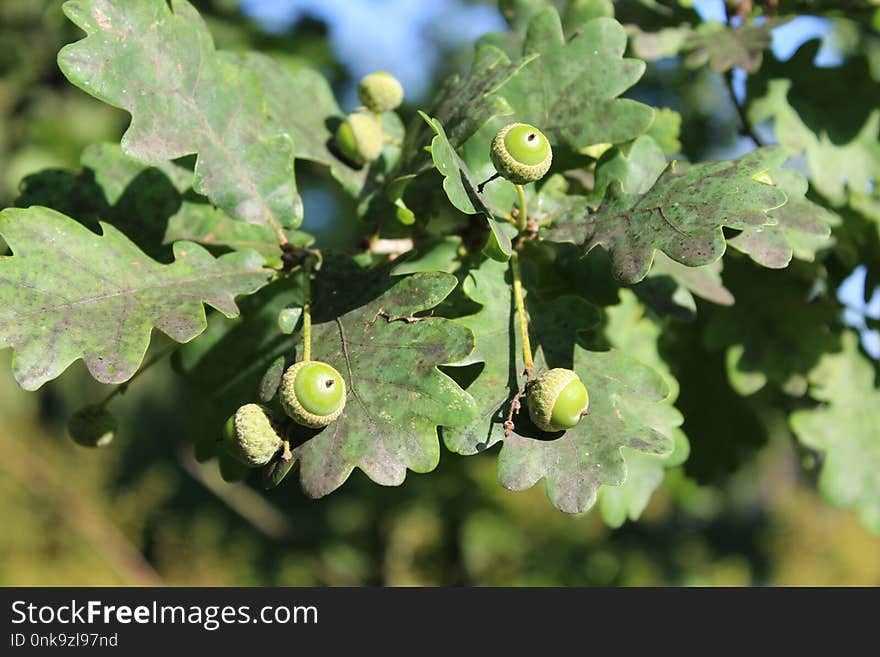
59 0 301 229
1 0 878 538
423 114 516 260
498 9 654 149
748 41 880 206
0 206 271 390
790 333 880 534
548 147 788 282
441 258 678 514
729 169 840 269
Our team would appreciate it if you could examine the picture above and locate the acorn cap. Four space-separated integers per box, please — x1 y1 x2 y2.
358 71 404 113
490 122 553 185
280 360 347 429
526 368 589 432
225 403 283 467
336 112 384 165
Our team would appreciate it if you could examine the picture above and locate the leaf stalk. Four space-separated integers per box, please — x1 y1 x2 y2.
515 184 528 233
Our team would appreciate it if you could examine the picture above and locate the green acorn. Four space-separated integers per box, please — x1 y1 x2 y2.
358 71 404 113
335 112 384 166
526 368 589 432
490 122 553 185
224 403 283 467
280 360 347 429
67 405 117 448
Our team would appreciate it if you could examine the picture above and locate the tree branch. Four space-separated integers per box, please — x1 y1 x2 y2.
724 69 764 148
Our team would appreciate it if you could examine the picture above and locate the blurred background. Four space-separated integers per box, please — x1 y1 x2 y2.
1 0 878 586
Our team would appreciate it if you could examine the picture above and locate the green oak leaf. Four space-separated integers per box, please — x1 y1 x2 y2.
58 0 301 228
546 147 788 283
0 206 272 390
751 80 880 206
163 199 314 263
499 0 614 36
83 144 312 258
593 289 689 527
242 52 404 200
83 142 193 200
498 345 676 514
16 143 198 262
729 169 840 268
590 134 667 203
525 174 586 227
292 269 479 497
749 42 880 205
17 144 309 264
684 20 779 74
422 113 516 261
704 258 840 396
600 429 690 527
790 332 880 534
498 9 654 150
533 134 666 247
443 258 676 514
181 259 478 497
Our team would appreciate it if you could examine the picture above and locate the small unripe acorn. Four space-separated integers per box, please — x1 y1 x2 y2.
358 71 404 113
68 405 117 448
526 368 589 432
280 360 347 428
490 122 553 184
335 112 384 166
224 403 283 467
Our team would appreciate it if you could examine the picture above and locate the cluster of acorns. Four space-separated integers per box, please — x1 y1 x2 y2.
334 71 404 166
223 83 589 467
225 360 347 467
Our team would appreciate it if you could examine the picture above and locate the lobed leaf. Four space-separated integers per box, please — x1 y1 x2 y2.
729 168 840 268
498 9 654 150
546 147 788 283
179 259 478 497
593 289 689 526
684 20 778 74
17 144 309 264
790 332 880 534
443 258 678 514
58 0 301 229
242 52 404 200
749 41 880 205
0 206 272 390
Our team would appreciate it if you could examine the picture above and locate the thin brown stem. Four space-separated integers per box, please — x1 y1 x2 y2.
724 69 764 148
97 343 179 409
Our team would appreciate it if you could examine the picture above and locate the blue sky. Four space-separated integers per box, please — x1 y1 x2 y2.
238 0 506 104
